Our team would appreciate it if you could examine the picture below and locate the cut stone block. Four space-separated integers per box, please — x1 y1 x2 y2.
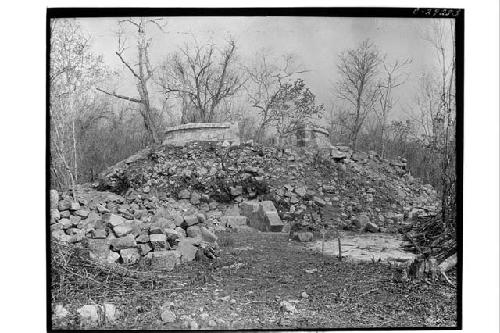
264 211 284 232
150 233 169 251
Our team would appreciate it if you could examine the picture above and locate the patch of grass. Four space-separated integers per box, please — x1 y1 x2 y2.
217 232 235 248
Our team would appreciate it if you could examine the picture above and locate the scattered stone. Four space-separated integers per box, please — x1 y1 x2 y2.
58 199 71 211
150 233 169 250
50 190 60 209
69 202 81 211
105 214 125 228
135 234 150 243
353 214 370 230
77 304 102 327
190 191 201 205
182 215 199 228
196 213 206 224
69 217 81 229
87 238 110 261
301 291 309 299
75 209 89 218
161 309 176 323
313 196 326 207
230 186 243 196
60 210 70 218
113 222 136 237
106 251 121 264
177 239 198 263
52 229 70 243
53 304 69 320
186 225 202 239
92 229 107 239
51 209 60 222
189 320 199 330
208 320 217 327
120 248 140 264
60 218 72 230
138 243 153 255
279 301 296 313
263 211 284 232
365 222 379 233
178 189 191 199
200 226 217 243
109 234 137 251
150 251 180 270
175 227 187 238
103 303 119 323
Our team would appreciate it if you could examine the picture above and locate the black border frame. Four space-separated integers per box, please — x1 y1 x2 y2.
46 7 464 332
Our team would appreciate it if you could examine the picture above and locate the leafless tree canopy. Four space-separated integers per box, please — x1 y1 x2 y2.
157 38 246 123
336 40 382 150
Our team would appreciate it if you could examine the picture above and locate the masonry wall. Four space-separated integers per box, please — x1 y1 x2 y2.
162 122 240 146
296 126 331 149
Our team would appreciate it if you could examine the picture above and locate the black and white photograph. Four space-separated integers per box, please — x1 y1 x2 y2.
46 7 465 331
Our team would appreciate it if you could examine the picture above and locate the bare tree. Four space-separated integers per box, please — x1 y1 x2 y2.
375 58 412 158
158 38 246 123
421 20 456 228
336 39 381 150
96 17 166 144
50 19 108 191
245 53 308 141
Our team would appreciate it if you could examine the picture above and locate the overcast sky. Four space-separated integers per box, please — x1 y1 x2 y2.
76 16 453 122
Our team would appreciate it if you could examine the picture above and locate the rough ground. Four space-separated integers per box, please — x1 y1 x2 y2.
52 230 457 330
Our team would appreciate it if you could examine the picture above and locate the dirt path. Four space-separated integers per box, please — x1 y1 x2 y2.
53 231 457 330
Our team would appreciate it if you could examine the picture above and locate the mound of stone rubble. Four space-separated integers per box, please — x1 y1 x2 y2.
96 141 438 231
50 141 438 269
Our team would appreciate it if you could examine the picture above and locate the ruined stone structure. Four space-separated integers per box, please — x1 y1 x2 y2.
162 122 240 146
284 125 331 149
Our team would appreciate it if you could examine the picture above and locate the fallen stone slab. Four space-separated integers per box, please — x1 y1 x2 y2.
264 211 285 232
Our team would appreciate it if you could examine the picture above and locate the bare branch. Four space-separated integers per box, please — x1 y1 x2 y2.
95 87 142 104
